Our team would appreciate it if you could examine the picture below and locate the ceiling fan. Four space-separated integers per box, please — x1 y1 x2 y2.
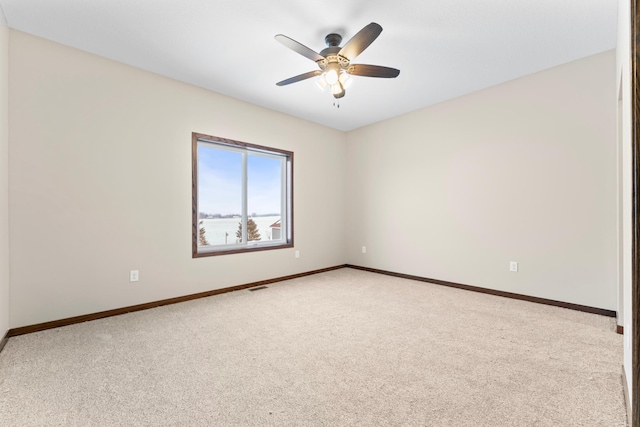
275 22 400 99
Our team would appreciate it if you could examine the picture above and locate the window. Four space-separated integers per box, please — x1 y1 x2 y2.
192 133 293 257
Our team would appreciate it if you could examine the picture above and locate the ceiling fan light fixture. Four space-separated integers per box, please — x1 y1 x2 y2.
275 23 400 102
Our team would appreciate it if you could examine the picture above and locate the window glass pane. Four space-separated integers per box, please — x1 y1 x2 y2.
197 144 242 246
193 133 292 257
247 153 283 242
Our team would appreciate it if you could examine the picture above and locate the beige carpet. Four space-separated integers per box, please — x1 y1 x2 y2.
0 268 627 426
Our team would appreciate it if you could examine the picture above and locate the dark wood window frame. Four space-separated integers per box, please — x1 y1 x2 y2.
191 132 294 257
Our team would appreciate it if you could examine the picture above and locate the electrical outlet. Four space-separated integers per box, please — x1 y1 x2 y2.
509 261 518 272
295 250 300 259
362 246 367 254
130 270 139 282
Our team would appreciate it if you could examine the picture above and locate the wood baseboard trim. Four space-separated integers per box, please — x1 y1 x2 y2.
346 264 617 318
8 264 347 337
8 263 616 337
618 325 625 335
0 330 8 355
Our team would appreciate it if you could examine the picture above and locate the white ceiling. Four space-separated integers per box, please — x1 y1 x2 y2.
0 0 618 131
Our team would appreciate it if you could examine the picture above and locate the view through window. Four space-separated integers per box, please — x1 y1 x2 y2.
192 133 293 257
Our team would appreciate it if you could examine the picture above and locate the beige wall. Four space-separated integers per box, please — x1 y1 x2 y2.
8 31 347 328
0 14 8 337
7 29 619 332
346 50 617 310
617 0 633 407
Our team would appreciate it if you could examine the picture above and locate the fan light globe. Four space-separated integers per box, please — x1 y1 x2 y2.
325 69 339 85
324 63 340 85
339 72 352 88
331 82 344 96
316 76 328 91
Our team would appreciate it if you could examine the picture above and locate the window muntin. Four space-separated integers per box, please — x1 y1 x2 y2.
192 133 293 257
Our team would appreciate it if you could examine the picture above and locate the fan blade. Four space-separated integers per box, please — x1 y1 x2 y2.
276 70 323 86
275 34 324 62
347 64 400 78
338 23 383 60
